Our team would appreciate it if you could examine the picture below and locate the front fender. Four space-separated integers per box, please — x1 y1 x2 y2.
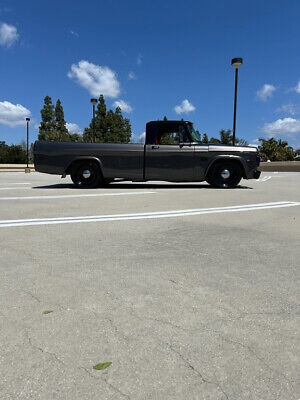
205 155 248 179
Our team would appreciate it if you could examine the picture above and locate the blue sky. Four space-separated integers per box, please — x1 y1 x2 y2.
1 0 300 148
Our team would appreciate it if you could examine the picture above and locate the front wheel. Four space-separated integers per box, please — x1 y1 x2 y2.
206 161 242 188
71 161 102 188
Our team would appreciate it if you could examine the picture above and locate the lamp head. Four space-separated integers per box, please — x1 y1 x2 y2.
231 57 243 68
26 118 30 122
90 98 98 105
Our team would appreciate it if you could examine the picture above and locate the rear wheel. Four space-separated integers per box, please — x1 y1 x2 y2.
71 161 102 188
206 160 242 188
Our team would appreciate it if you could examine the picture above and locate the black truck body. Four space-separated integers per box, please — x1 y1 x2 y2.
34 120 260 188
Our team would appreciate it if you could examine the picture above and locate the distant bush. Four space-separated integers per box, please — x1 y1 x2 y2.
0 141 27 164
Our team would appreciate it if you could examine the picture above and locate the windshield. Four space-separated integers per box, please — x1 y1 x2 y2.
188 124 202 142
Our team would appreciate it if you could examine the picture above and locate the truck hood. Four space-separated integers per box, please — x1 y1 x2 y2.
207 144 258 152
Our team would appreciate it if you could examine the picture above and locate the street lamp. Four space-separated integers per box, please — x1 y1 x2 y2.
231 57 243 146
25 118 30 173
90 98 98 143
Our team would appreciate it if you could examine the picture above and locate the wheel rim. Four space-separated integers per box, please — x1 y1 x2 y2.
214 163 241 187
220 169 230 179
75 163 98 186
82 169 91 179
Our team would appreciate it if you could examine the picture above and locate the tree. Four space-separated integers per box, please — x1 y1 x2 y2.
209 137 221 144
195 130 201 141
202 133 209 143
219 129 232 144
163 116 168 121
54 99 69 141
258 138 295 161
38 96 55 140
83 94 132 143
0 141 27 163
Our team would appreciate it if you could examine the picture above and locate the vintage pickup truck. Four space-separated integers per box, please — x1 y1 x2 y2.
34 120 261 188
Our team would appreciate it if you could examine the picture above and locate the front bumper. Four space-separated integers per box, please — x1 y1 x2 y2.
253 170 261 179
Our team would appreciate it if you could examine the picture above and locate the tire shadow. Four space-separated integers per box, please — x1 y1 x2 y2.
32 182 253 190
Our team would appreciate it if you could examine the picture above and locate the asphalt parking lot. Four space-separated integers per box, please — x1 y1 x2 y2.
0 172 299 400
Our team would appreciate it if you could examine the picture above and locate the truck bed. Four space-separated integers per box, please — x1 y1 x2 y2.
34 141 145 180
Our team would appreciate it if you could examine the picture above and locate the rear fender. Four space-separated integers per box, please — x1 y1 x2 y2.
64 156 104 176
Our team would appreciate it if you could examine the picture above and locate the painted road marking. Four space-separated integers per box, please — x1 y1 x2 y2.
256 176 272 182
0 191 156 201
0 201 299 228
0 182 31 185
0 187 32 191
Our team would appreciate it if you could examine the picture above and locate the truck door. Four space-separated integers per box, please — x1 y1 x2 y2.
145 123 195 181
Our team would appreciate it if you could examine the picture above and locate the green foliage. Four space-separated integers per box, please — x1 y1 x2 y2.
83 95 132 143
42 310 53 314
39 96 79 141
202 133 209 143
200 129 248 146
195 130 201 141
38 96 55 140
0 141 27 163
93 362 112 370
54 99 69 140
258 137 295 161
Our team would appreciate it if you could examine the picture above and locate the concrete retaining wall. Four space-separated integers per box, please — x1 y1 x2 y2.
259 161 300 172
0 164 35 172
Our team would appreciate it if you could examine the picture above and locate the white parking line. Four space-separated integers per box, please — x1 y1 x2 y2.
0 183 31 185
0 201 299 228
256 176 272 182
0 187 32 191
0 191 156 201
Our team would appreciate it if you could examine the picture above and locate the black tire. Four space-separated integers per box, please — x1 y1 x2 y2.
71 161 102 188
206 160 242 188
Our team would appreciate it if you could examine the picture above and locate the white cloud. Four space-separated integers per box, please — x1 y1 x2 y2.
256 84 276 102
174 99 196 114
68 60 120 98
276 103 299 116
262 118 300 138
128 72 136 80
0 101 31 127
70 30 79 37
66 122 82 133
138 132 145 143
0 22 19 47
293 80 300 94
130 132 145 143
137 54 143 66
113 100 132 113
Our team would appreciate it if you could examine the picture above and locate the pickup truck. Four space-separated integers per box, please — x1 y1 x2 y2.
34 120 261 188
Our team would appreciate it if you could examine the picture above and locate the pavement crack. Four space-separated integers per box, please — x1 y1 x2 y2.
24 291 41 303
79 367 131 399
27 336 65 366
167 344 229 399
130 310 204 333
213 332 295 389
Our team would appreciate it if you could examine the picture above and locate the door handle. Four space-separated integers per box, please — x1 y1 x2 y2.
152 145 159 149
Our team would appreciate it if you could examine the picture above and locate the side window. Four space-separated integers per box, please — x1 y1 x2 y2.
159 130 180 145
179 125 190 143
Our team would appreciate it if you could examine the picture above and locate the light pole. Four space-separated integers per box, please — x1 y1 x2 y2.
25 118 30 173
231 57 243 146
90 98 98 143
